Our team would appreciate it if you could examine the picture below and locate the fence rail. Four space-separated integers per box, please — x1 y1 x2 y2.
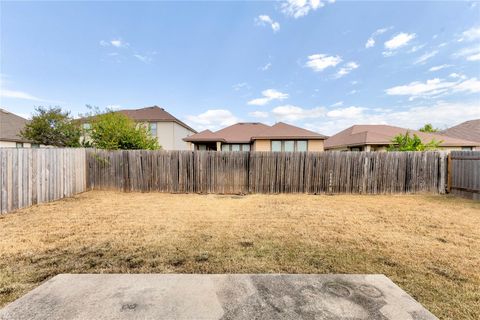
449 151 480 200
86 150 447 195
0 148 87 213
4 148 475 214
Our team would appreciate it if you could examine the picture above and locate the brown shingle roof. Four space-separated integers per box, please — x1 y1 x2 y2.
118 106 197 133
324 124 480 149
0 108 31 143
184 122 327 143
253 122 328 140
440 119 480 143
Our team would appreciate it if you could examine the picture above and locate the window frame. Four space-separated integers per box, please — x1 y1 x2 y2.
270 140 308 152
221 143 251 151
149 123 157 137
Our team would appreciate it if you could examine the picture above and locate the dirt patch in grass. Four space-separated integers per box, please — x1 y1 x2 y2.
0 191 479 319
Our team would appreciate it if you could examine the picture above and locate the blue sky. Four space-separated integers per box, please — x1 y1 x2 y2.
1 0 479 134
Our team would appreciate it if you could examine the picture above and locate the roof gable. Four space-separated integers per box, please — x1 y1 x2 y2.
184 122 327 143
118 106 196 133
0 108 31 143
440 119 480 143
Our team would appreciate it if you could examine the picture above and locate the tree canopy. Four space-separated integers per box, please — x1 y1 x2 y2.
85 111 159 150
20 106 81 147
388 131 442 151
418 123 439 133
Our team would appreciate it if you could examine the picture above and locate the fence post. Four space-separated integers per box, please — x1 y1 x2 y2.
123 150 130 192
447 153 452 194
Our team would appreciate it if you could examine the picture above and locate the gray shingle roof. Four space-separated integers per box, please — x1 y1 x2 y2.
0 108 31 143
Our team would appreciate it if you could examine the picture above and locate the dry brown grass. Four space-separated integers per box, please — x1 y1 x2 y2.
0 191 479 319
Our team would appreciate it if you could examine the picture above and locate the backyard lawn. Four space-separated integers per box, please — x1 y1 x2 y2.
0 191 479 319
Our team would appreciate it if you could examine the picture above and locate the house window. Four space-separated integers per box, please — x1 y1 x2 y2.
31 143 40 148
271 140 308 152
297 140 307 152
462 147 473 150
149 123 157 136
271 141 282 152
198 144 207 151
221 144 251 151
16 142 23 148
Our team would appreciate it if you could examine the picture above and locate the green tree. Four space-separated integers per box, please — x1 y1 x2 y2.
418 123 439 133
87 111 159 150
388 131 442 151
20 106 81 147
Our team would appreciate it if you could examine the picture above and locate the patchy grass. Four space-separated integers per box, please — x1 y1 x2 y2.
0 191 479 319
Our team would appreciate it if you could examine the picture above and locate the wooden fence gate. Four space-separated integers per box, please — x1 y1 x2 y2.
448 151 480 200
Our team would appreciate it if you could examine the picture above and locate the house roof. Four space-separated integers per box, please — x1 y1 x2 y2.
440 119 480 143
184 122 327 143
0 108 31 143
118 106 197 133
324 124 480 149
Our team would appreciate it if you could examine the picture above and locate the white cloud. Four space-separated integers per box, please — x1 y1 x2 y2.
248 89 288 106
449 73 466 79
383 33 416 56
330 101 344 107
365 38 375 48
261 62 272 71
232 82 249 91
385 33 416 50
133 54 152 63
281 0 335 19
385 77 480 100
0 88 49 102
271 105 324 122
458 26 480 42
414 50 438 64
255 15 280 32
335 61 359 78
249 111 269 118
305 54 342 72
408 44 425 53
453 77 480 93
429 64 452 72
453 45 480 61
365 27 391 48
100 39 129 48
467 53 480 61
326 106 365 118
309 101 480 135
185 109 240 131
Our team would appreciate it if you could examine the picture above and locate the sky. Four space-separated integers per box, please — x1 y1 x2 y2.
1 0 479 135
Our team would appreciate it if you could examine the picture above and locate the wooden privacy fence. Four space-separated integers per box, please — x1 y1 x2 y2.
0 148 87 213
86 150 447 195
448 151 480 200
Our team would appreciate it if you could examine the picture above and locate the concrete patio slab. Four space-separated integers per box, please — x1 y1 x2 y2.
0 274 437 320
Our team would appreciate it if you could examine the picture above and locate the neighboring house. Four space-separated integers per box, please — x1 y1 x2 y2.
440 119 480 144
184 122 328 151
0 108 39 148
81 106 197 150
324 124 480 151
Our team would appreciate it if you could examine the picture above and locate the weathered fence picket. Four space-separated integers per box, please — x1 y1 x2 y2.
4 148 474 214
449 151 480 200
0 148 87 213
86 150 447 195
